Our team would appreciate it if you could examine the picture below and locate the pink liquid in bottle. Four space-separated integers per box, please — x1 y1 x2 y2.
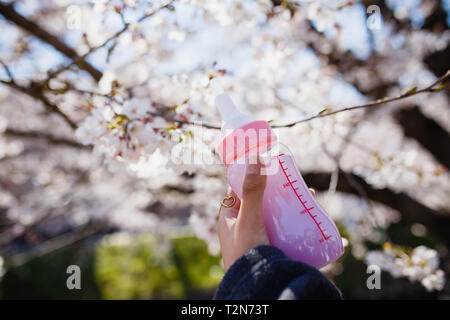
216 94 344 269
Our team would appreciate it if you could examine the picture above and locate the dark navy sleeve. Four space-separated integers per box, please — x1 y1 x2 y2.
213 245 342 300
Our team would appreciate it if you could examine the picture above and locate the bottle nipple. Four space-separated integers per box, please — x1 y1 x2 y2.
215 93 253 133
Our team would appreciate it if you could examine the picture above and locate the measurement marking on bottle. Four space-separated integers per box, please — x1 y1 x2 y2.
278 155 331 242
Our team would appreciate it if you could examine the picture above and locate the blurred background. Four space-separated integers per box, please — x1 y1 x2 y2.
0 0 449 299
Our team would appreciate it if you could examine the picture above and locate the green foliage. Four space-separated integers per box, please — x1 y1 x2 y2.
1 233 223 299
94 233 223 299
94 234 182 299
171 236 223 293
1 242 100 299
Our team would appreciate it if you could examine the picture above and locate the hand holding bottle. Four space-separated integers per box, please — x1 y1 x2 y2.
218 156 318 271
216 93 343 268
217 158 269 271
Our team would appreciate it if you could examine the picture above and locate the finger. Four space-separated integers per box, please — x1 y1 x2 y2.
229 186 241 208
220 187 241 219
309 188 316 198
238 156 267 226
242 155 266 199
217 187 240 231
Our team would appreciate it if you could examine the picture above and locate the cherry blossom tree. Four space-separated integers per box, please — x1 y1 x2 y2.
0 0 449 297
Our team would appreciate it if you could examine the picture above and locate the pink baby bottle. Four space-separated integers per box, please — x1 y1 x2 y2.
216 93 344 268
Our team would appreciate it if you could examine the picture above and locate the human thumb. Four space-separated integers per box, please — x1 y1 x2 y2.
238 156 267 225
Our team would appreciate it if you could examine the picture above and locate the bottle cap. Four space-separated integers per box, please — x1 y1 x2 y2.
215 93 277 166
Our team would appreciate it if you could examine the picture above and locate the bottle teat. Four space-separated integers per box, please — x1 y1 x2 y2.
215 93 253 133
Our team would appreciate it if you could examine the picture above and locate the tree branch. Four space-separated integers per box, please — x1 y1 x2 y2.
156 71 450 130
3 221 108 269
271 70 450 128
0 2 102 81
0 59 15 83
0 79 77 129
46 0 174 80
4 128 90 149
394 106 450 169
